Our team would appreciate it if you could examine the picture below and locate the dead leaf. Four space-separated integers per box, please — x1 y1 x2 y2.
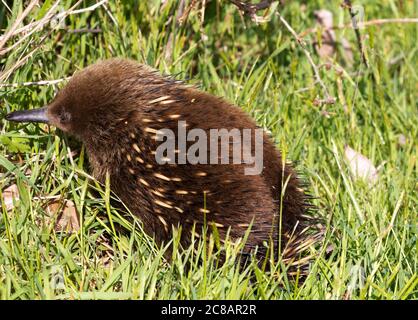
315 9 334 29
344 145 378 184
398 134 407 146
314 9 353 64
45 199 80 233
2 184 20 210
314 10 336 59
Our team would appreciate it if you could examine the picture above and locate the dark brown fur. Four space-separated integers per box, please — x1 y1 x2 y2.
42 58 320 263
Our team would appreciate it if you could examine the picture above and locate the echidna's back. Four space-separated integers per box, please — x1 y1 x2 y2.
77 59 320 264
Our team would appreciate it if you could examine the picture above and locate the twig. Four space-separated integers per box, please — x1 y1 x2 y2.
65 0 108 15
0 0 108 56
275 11 335 105
228 0 334 104
229 0 276 23
0 0 107 82
178 0 198 25
229 0 275 14
0 0 61 56
101 3 118 27
342 0 368 67
357 17 418 26
293 80 320 94
0 45 40 82
0 77 70 88
1 0 12 13
298 18 418 38
64 27 102 34
0 18 66 83
0 0 39 51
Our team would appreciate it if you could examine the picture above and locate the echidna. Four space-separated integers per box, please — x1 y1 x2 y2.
5 58 322 265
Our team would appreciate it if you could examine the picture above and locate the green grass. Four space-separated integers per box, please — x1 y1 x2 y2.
0 0 416 299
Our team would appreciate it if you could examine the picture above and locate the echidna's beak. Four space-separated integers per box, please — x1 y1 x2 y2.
5 106 49 124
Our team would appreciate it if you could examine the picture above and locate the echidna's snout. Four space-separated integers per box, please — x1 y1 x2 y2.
5 106 49 124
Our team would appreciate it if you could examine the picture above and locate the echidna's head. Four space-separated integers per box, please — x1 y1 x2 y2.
5 59 156 141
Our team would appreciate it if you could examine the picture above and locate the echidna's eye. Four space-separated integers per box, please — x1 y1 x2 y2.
59 110 71 123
